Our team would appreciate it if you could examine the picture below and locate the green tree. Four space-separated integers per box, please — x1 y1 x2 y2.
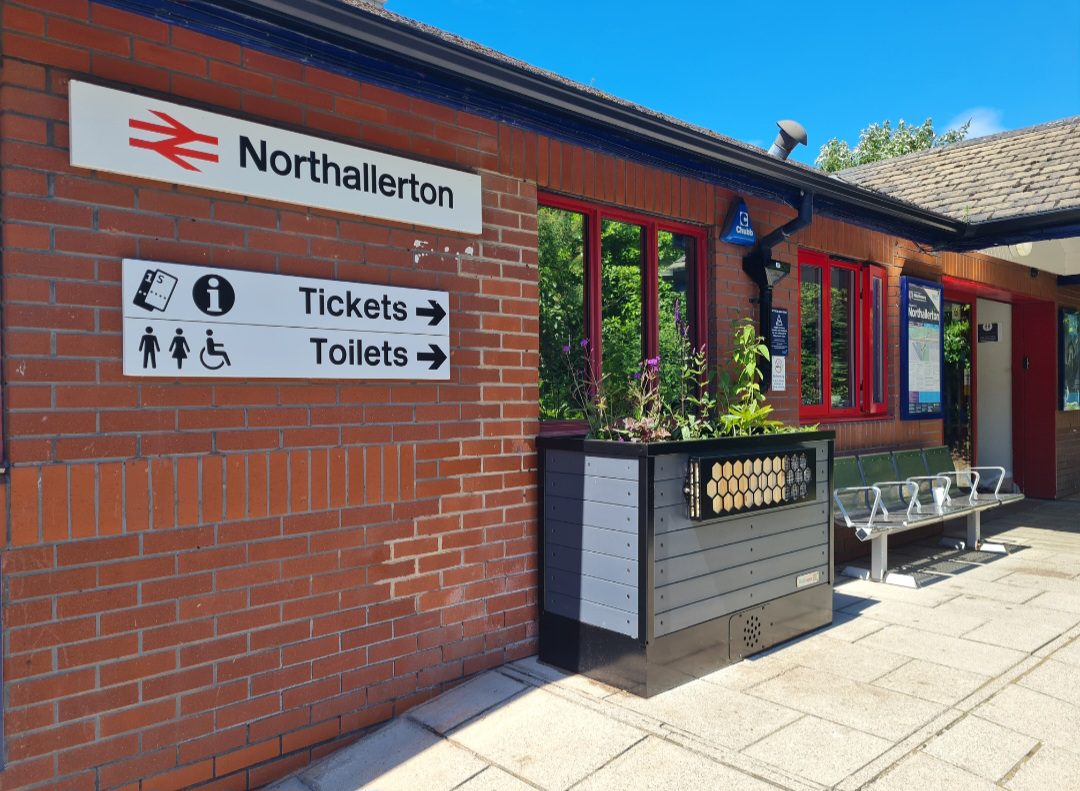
816 118 969 173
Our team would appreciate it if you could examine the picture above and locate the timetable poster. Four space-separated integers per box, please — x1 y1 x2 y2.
901 277 944 420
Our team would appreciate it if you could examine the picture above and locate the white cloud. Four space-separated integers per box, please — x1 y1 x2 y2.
946 107 1006 139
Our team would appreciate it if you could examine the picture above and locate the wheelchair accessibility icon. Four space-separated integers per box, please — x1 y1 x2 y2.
199 329 232 370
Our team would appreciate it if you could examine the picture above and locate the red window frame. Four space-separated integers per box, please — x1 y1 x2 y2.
538 192 707 432
798 249 888 421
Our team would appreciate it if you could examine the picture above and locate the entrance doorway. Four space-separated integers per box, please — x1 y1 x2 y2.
976 298 1014 477
943 300 974 468
944 277 1058 499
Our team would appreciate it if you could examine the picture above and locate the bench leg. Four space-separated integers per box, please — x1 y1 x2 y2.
966 509 981 549
870 535 887 582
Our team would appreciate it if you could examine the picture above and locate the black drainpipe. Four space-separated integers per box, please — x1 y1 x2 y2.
741 191 814 392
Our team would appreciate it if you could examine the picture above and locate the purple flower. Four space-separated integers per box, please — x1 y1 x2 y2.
673 298 681 325
633 372 642 380
645 357 660 367
562 344 571 353
579 338 589 348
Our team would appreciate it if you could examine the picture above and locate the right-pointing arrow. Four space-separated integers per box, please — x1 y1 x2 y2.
417 344 447 370
416 299 446 327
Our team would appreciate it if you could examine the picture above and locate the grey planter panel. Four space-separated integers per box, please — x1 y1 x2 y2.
545 471 638 506
655 545 829 614
546 542 638 585
655 523 827 583
545 495 637 533
655 494 827 537
654 454 687 482
655 501 829 556
655 562 830 636
546 566 638 613
546 449 638 481
544 519 638 560
545 591 638 638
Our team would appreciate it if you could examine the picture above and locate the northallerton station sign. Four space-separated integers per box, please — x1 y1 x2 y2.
69 81 482 234
122 260 450 381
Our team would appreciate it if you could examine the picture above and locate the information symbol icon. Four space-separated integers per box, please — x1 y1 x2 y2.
192 274 235 316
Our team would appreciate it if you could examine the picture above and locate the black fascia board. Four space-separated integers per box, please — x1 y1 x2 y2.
939 208 1080 252
101 0 967 243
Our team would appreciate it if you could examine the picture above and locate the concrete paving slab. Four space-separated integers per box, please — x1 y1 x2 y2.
930 577 1043 604
1026 589 1080 614
449 687 645 790
960 608 1080 652
507 657 620 699
1017 657 1080 707
834 578 959 607
749 666 945 741
409 671 526 734
574 735 780 791
843 598 989 637
857 623 1027 675
610 675 801 750
266 779 309 791
1048 635 1080 668
297 719 487 791
743 714 892 786
1004 745 1080 791
862 752 1000 791
452 766 535 791
996 569 1080 592
922 714 1038 782
817 612 888 642
871 659 992 706
974 684 1080 755
769 634 909 683
689 651 796 691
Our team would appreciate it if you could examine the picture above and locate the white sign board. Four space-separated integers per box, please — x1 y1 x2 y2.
122 260 450 380
70 81 482 235
771 356 786 392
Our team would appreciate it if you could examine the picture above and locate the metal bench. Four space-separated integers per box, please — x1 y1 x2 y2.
833 447 1024 586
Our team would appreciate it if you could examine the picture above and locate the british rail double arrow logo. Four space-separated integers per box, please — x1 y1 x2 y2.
128 110 220 171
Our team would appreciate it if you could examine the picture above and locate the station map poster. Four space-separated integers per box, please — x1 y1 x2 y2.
1061 307 1080 411
900 276 944 420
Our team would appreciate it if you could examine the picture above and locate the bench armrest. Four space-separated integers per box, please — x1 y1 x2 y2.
833 485 887 529
906 474 964 510
931 470 982 505
871 479 921 517
969 466 1007 496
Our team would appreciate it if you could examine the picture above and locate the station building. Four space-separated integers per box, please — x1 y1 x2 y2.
0 1 1078 789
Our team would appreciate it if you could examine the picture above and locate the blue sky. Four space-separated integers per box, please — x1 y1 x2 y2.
388 0 1080 166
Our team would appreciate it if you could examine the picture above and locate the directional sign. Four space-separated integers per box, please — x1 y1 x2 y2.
122 259 449 380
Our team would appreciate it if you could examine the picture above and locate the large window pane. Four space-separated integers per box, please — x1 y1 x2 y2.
830 268 856 408
538 206 585 419
800 267 823 406
601 219 643 416
658 230 694 406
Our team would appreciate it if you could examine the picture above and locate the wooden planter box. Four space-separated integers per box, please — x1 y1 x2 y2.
538 431 835 696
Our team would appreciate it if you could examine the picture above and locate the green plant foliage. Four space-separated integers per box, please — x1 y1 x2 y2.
718 319 783 436
816 118 969 173
538 207 585 419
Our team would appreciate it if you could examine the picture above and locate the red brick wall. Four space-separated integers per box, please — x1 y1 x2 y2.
3 3 1079 791
1 3 542 789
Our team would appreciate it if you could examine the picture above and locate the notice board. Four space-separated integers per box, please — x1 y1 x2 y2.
900 276 944 420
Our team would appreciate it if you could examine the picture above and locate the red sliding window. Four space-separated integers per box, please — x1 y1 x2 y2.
799 249 888 421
